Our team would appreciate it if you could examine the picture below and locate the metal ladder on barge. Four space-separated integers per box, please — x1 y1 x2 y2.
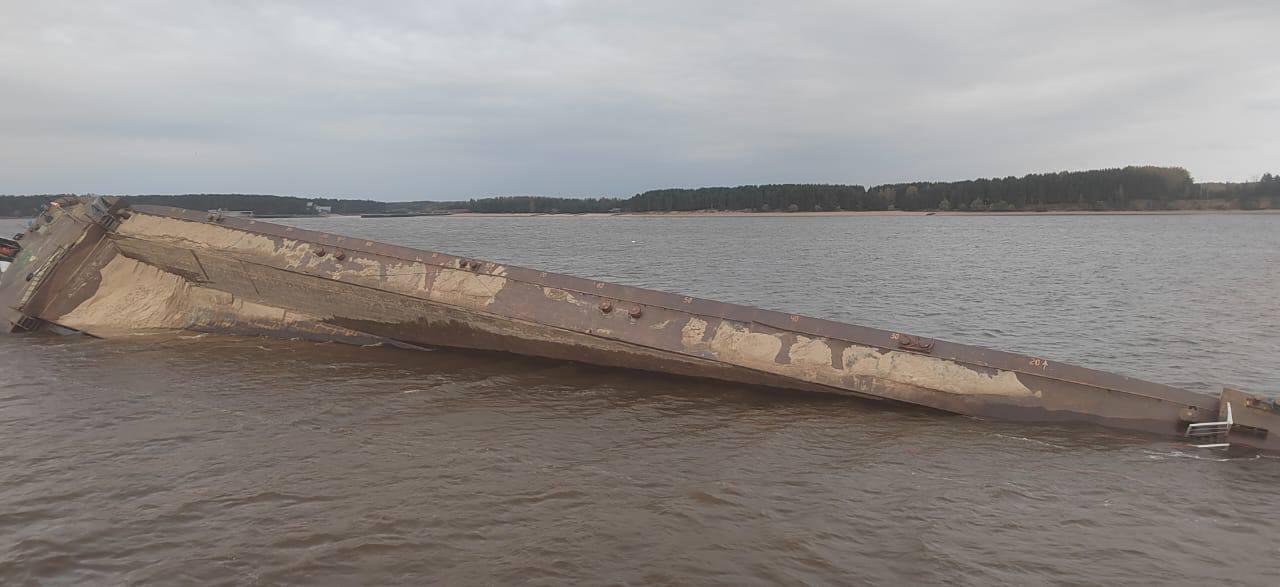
1186 403 1233 449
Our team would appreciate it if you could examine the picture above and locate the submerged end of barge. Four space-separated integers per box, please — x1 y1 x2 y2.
2 196 1277 451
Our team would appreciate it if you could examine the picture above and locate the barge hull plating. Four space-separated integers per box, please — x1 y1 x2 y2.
2 198 1276 451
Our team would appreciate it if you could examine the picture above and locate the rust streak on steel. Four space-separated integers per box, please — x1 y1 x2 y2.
2 197 1277 452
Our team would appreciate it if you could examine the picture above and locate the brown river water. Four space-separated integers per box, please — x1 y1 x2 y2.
1 214 1278 585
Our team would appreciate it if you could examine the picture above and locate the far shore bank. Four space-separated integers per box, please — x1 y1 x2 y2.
6 209 1277 221
445 209 1280 218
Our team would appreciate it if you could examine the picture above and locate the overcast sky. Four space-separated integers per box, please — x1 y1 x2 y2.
2 1 1277 200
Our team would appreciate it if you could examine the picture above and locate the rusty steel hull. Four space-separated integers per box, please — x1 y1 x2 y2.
3 198 1277 451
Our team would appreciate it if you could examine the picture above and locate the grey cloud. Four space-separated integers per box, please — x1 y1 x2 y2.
1 0 1277 199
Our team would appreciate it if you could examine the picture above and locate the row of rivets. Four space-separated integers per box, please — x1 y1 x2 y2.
313 248 346 261
598 300 642 319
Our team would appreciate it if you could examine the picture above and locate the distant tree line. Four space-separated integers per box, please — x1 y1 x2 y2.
457 196 623 214
0 193 388 218
875 166 1198 211
1199 173 1280 210
423 166 1278 213
627 166 1211 212
0 195 53 217
627 184 880 212
3 167 1277 217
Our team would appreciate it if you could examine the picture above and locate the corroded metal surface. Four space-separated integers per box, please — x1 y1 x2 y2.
3 197 1277 451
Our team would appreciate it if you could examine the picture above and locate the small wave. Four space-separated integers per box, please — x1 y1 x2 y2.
687 489 740 507
503 489 588 506
1142 448 1260 462
991 433 1067 449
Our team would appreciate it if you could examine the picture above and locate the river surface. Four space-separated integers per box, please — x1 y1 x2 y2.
1 214 1278 585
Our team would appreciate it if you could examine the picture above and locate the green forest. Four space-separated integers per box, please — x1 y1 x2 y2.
424 196 623 214
0 193 387 218
440 166 1276 213
3 167 1278 217
627 167 1278 213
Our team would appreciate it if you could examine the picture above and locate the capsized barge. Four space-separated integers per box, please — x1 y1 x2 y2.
3 197 1277 450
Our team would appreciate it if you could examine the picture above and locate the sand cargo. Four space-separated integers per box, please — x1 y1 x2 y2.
2 197 1277 450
